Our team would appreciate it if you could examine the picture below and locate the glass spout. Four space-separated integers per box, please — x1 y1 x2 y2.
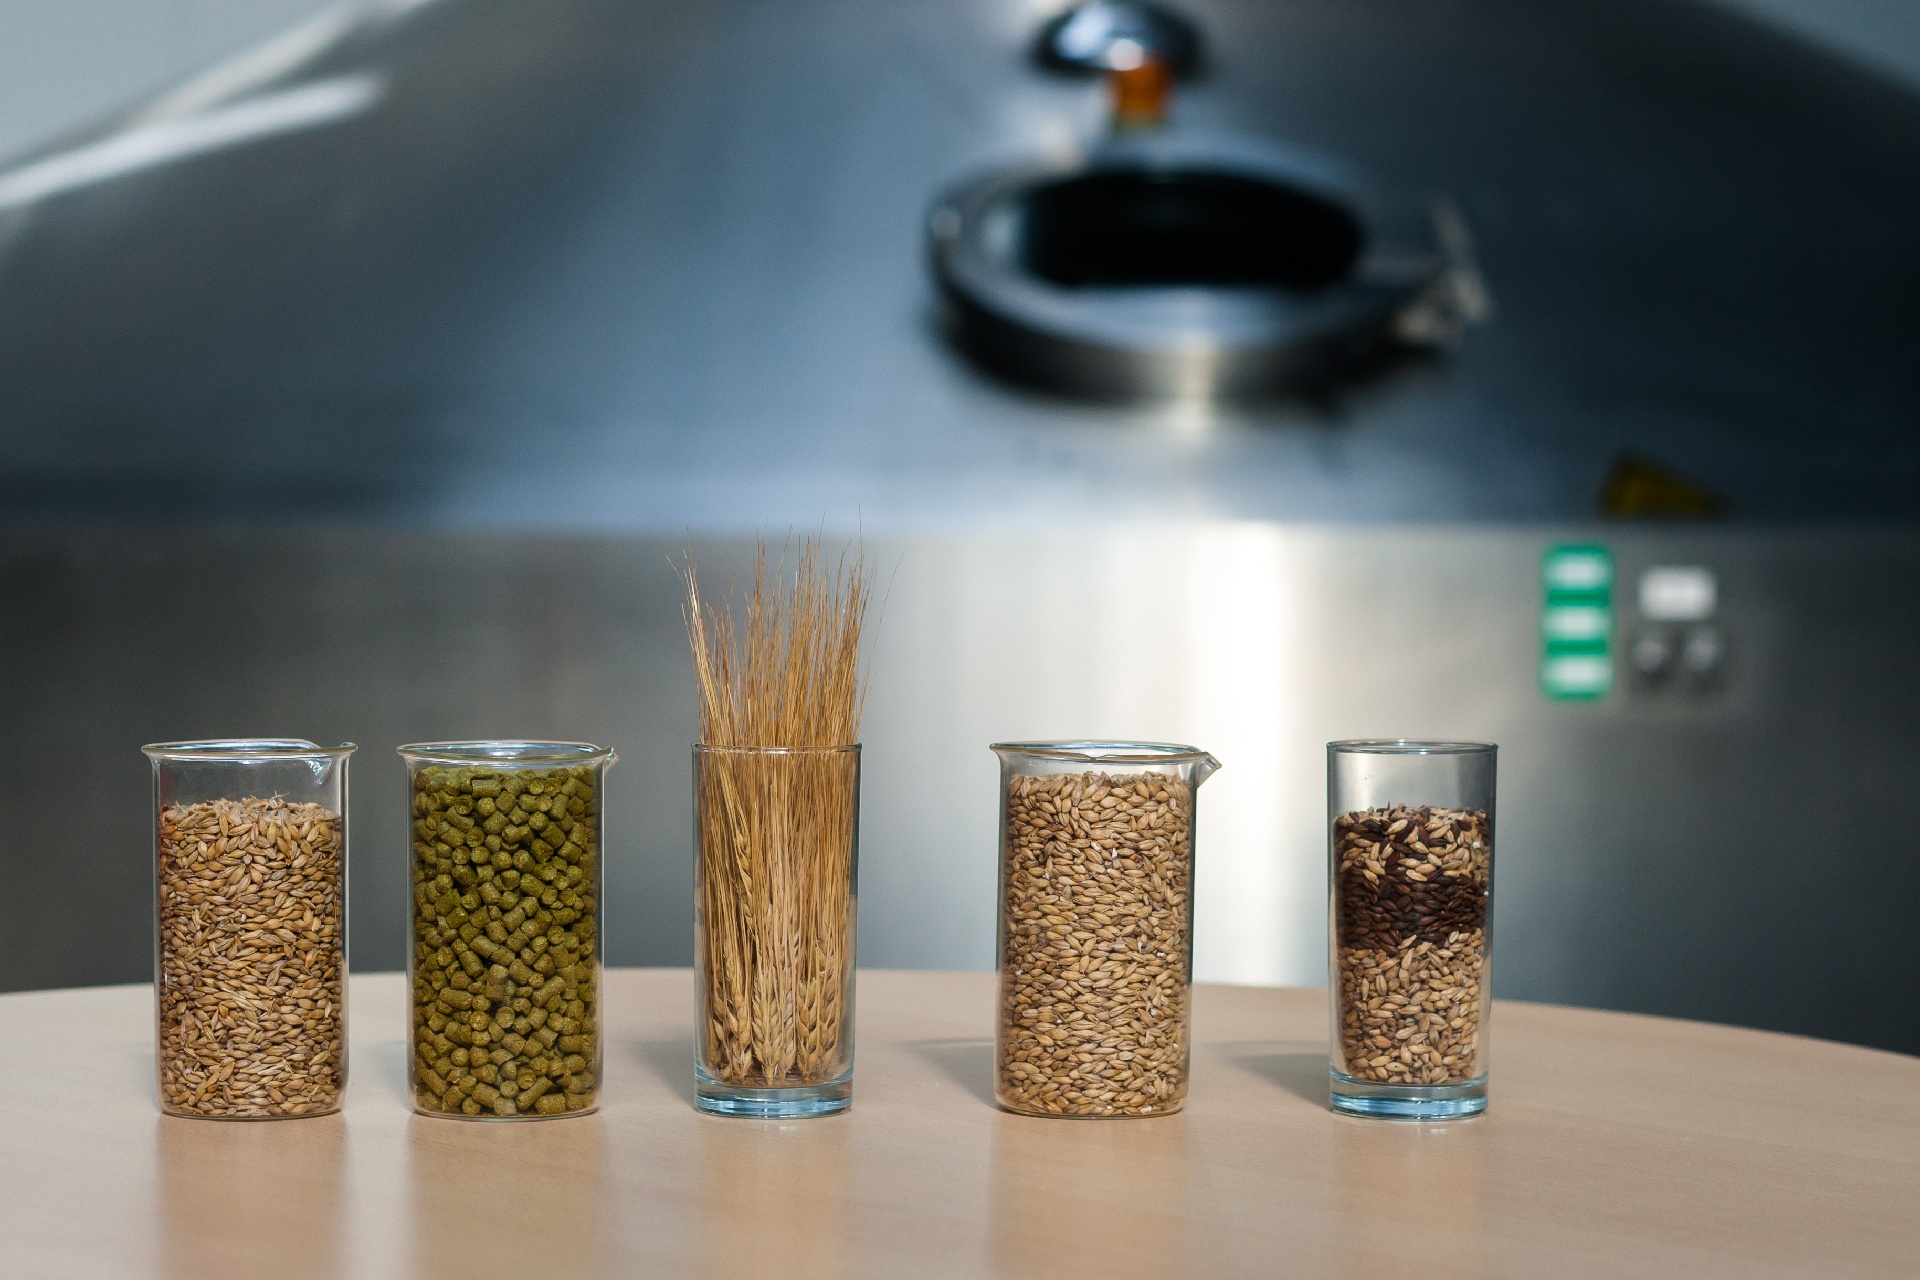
988 739 1221 783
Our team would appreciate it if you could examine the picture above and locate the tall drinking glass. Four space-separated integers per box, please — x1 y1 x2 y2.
694 743 860 1118
1328 740 1495 1119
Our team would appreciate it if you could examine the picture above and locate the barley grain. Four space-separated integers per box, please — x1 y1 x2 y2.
997 770 1191 1117
157 797 344 1118
1332 804 1489 1086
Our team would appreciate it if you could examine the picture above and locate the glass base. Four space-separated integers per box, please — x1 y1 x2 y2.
995 1098 1185 1118
410 1102 598 1121
159 1103 342 1121
694 1066 851 1118
1329 1068 1486 1120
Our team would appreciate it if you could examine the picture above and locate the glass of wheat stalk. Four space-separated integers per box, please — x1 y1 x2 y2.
685 536 870 1118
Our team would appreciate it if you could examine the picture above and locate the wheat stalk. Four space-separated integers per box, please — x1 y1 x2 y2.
685 536 870 1085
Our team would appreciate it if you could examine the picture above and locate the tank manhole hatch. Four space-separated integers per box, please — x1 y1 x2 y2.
928 137 1480 401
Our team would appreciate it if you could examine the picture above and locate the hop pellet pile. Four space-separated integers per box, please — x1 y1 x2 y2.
997 771 1192 1117
409 765 600 1118
157 796 345 1117
1333 804 1490 1086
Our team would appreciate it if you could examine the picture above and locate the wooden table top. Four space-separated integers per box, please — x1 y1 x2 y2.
1 969 1915 1279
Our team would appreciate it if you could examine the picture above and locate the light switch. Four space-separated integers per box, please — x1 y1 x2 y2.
1639 565 1716 621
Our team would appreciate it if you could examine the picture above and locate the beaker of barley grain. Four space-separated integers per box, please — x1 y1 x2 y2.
1328 739 1496 1119
991 740 1220 1118
144 739 355 1119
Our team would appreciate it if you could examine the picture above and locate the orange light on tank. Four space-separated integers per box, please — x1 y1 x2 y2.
1107 40 1171 130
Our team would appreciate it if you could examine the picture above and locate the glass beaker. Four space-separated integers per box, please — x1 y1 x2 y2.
1328 740 1496 1119
990 741 1221 1117
399 741 614 1119
144 738 355 1119
694 743 860 1118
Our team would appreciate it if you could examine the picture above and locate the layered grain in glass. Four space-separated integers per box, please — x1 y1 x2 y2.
1328 740 1495 1120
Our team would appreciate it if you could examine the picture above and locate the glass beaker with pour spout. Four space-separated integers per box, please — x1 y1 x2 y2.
144 738 355 1119
399 740 614 1119
990 741 1221 1117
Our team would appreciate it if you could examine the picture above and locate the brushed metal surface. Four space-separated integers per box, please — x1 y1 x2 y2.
0 0 1916 1058
0 0 1916 520
4 528 1915 1057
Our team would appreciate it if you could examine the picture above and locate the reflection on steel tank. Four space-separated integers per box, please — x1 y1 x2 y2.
0 0 1916 1056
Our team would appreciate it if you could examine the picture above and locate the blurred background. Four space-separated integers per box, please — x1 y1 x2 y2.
0 0 1915 1056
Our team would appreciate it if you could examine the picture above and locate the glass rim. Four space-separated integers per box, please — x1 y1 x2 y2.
692 742 861 755
1327 739 1497 755
990 739 1212 763
398 740 616 766
142 738 357 761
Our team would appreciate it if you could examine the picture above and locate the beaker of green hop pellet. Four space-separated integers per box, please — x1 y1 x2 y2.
145 738 355 1120
399 741 614 1119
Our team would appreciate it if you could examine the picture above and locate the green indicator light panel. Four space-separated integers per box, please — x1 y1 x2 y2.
1541 543 1613 700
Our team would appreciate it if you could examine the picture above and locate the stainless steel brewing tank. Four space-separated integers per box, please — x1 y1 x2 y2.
0 0 1917 1055
2 0 1917 521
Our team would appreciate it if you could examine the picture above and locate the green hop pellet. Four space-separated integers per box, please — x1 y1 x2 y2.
410 764 600 1118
